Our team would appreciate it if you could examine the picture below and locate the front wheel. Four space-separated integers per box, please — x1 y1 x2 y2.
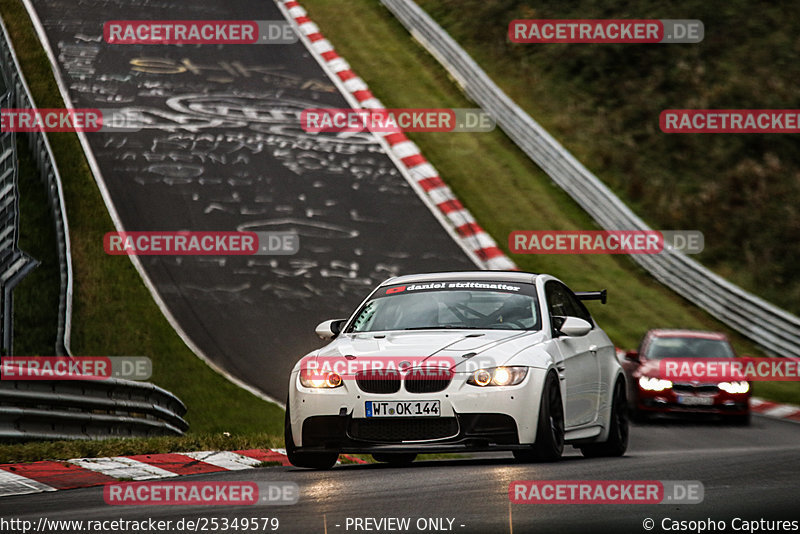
580 379 629 458
514 372 564 463
285 402 339 469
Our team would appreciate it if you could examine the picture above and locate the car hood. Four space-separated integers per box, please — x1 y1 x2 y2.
312 329 547 371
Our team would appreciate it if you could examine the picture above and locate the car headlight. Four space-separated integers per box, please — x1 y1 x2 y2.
467 366 528 387
299 369 343 388
718 381 749 394
638 376 673 392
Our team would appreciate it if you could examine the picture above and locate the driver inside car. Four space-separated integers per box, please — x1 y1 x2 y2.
490 294 534 328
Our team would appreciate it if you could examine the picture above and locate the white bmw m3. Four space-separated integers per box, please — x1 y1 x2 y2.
285 271 628 469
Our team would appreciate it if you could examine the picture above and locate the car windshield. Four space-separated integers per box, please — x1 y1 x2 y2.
347 282 541 332
645 336 735 360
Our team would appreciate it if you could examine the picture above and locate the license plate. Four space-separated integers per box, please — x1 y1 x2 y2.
677 395 714 406
366 400 440 418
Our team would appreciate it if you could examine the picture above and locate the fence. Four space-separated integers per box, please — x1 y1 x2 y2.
0 17 187 438
0 17 72 356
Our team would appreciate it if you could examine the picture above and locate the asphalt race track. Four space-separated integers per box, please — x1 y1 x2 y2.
3 418 799 533
28 0 475 402
12 2 800 533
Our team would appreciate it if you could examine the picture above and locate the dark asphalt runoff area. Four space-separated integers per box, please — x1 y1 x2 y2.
29 0 475 402
3 417 799 533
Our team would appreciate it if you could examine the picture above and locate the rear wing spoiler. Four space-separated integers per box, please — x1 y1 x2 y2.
575 289 607 305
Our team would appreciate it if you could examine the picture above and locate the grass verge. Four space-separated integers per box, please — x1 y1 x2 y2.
13 135 60 355
753 382 800 406
0 433 284 464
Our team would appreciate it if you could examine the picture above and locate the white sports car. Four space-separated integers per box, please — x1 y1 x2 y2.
285 271 628 468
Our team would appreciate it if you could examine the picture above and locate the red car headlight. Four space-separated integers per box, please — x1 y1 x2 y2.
638 376 673 392
718 381 749 394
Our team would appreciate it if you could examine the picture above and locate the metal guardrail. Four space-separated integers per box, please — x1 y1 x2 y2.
382 0 800 357
0 62 38 354
0 18 188 439
0 16 72 356
0 378 188 440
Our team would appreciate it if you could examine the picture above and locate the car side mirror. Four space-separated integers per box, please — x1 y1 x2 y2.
625 350 640 362
315 319 346 341
558 316 592 337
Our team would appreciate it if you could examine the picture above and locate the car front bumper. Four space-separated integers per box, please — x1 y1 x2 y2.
296 411 529 454
287 367 549 451
636 388 750 416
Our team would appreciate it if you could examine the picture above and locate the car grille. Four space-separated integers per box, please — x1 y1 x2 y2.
672 383 719 395
404 368 453 393
348 417 459 442
355 369 401 394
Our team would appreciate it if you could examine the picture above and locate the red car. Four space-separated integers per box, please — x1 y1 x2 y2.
621 329 751 424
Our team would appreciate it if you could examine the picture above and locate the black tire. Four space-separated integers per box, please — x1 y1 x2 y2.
630 409 648 424
580 379 629 458
284 402 339 469
372 453 417 465
514 372 564 463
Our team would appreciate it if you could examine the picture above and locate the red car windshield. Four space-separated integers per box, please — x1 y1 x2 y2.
645 336 735 360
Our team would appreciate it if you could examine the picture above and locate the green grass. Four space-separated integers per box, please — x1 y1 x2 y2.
0 0 284 435
0 433 284 464
13 135 60 355
413 0 800 316
753 382 800 406
298 0 799 407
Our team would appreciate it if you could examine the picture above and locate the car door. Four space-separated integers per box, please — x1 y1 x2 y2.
545 281 601 427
